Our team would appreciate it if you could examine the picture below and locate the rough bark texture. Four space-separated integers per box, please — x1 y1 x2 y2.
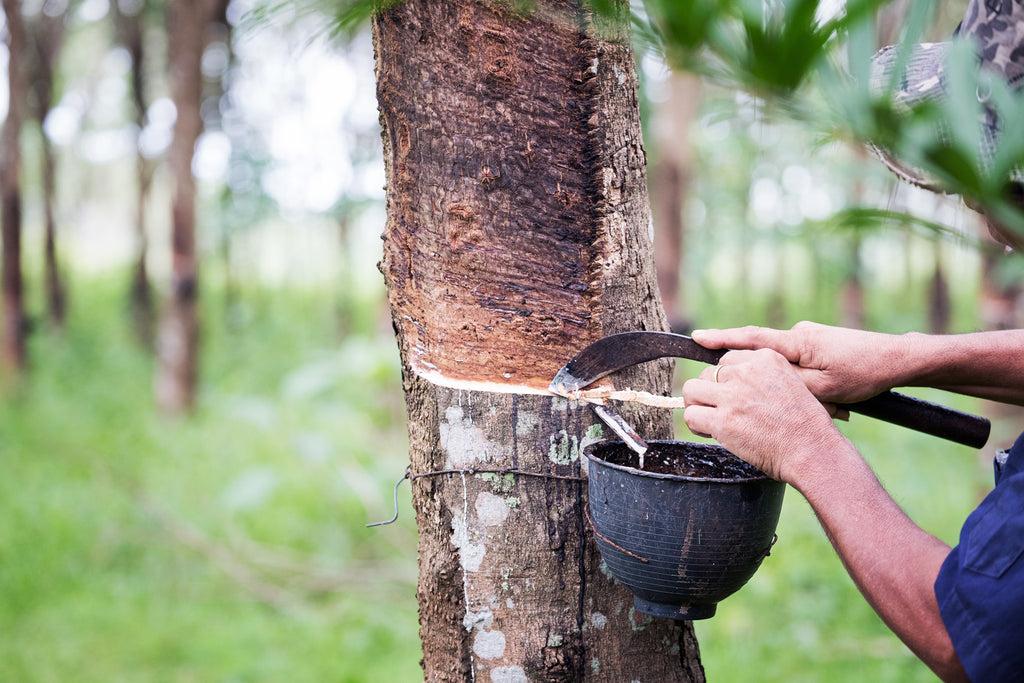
1 0 27 372
374 1 704 680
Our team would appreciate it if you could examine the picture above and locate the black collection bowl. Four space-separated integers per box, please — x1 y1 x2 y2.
585 440 785 620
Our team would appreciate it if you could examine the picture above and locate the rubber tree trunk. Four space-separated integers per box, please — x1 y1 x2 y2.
28 7 67 329
928 241 950 335
1 0 28 374
155 0 212 413
839 233 865 330
650 72 701 333
841 149 868 330
114 0 157 346
373 1 704 680
203 4 236 319
40 120 65 328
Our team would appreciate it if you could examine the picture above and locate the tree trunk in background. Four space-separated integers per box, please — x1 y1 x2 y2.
650 73 701 332
204 3 236 320
839 234 865 330
374 1 704 680
336 213 354 336
40 114 65 328
155 0 217 413
928 241 951 334
766 243 788 329
842 148 868 330
979 241 1023 331
1 0 28 374
114 0 157 346
28 6 67 329
977 227 1024 471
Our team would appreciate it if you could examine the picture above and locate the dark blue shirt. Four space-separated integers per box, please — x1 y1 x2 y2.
935 431 1024 682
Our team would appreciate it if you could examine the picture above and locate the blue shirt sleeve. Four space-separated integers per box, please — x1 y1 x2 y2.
934 432 1024 682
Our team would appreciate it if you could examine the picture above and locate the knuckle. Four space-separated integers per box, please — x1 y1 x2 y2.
742 324 765 338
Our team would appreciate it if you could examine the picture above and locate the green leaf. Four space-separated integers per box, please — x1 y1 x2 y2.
821 207 984 246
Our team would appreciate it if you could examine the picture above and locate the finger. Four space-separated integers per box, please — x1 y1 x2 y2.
682 404 716 439
697 354 742 384
681 377 723 407
822 402 841 419
692 325 803 364
698 365 721 384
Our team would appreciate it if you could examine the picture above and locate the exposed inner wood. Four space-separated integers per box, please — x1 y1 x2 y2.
569 384 687 410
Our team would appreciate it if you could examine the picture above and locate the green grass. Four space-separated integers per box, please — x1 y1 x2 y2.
0 272 422 682
0 269 1013 682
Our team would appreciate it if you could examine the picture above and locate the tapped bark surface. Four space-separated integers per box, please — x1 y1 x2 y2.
374 1 704 680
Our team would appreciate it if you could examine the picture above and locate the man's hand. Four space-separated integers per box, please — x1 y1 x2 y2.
691 322 907 404
681 347 846 484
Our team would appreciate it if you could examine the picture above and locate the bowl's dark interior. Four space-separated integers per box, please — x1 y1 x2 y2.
594 440 767 480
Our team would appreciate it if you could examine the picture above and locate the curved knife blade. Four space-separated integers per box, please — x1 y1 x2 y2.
549 332 723 394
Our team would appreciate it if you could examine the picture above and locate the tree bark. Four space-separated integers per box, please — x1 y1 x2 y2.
155 0 223 412
374 1 704 680
1 0 28 373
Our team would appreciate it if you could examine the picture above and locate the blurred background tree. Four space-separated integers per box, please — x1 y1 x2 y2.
111 0 161 345
1 0 1022 680
1 0 28 375
26 1 70 330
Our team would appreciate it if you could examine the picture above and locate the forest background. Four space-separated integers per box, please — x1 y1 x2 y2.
1 0 1023 681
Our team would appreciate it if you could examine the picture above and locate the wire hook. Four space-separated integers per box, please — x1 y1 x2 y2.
366 466 411 528
365 465 584 528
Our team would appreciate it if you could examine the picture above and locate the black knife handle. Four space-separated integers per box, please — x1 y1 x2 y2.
841 391 990 449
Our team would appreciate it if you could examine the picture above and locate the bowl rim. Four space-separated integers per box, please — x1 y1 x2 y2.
584 439 776 484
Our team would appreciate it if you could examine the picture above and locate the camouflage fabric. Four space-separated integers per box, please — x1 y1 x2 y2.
958 0 1024 87
870 42 948 108
868 0 1024 191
